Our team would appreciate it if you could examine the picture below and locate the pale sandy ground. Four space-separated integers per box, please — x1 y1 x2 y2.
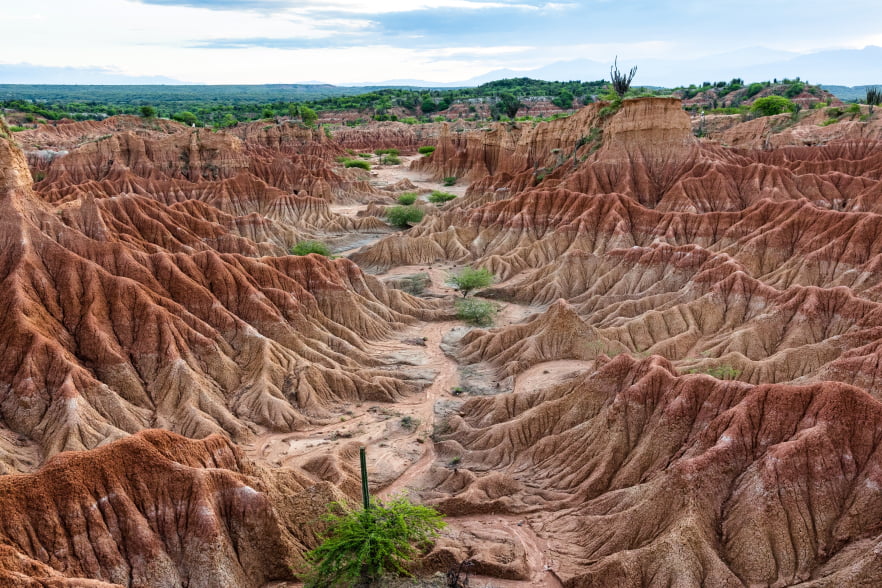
255 156 578 587
372 154 469 198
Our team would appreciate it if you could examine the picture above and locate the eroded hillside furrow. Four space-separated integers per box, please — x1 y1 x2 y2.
426 355 882 586
3 97 882 587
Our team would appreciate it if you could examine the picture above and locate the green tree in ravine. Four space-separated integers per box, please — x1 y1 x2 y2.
172 111 198 126
553 89 575 110
446 266 494 297
139 105 157 118
497 92 522 119
219 113 238 128
300 105 318 127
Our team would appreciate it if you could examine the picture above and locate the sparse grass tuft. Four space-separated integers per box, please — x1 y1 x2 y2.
291 240 331 256
428 191 456 204
344 159 371 170
397 192 417 205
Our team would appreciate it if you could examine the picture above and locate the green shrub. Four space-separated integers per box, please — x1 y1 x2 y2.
401 117 420 125
745 82 765 98
303 496 445 587
784 82 805 98
290 240 331 256
446 266 494 297
750 96 796 117
300 105 318 127
397 192 417 205
454 298 499 326
598 98 623 119
381 154 401 165
358 153 372 159
418 145 436 155
428 190 456 204
847 103 862 115
820 118 839 127
386 205 424 228
344 159 371 170
8 125 26 132
375 148 400 156
442 176 456 186
219 113 238 128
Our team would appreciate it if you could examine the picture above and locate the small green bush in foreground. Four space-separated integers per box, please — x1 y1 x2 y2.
303 496 445 587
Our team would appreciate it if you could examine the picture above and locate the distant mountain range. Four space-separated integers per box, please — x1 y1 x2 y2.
346 46 882 90
2 46 880 94
820 85 880 102
0 63 184 85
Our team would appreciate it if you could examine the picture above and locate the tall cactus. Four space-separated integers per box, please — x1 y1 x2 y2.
360 446 370 510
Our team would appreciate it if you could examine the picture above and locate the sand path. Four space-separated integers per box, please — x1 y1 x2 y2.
255 156 571 587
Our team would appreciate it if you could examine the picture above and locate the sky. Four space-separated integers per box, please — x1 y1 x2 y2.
2 0 881 85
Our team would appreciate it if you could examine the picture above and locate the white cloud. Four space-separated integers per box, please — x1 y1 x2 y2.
425 46 534 58
3 0 879 85
298 0 539 12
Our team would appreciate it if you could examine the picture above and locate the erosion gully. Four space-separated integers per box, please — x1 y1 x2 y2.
252 156 565 587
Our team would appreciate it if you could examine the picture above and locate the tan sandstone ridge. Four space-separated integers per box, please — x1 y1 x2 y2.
353 99 882 398
0 120 451 474
0 429 342 587
427 354 882 587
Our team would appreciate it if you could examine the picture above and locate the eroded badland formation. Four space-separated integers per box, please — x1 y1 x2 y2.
2 95 882 587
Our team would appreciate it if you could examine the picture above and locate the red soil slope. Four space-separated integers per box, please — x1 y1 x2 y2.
0 429 338 587
428 354 882 587
0 120 445 472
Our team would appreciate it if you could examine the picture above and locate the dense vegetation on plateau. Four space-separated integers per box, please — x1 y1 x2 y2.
1 76 870 129
0 79 613 126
